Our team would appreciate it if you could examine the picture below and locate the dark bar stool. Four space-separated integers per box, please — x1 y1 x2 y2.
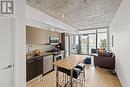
84 57 91 64
57 67 82 87
75 63 85 80
57 67 81 79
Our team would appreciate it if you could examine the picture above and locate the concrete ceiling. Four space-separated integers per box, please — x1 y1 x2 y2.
26 0 122 30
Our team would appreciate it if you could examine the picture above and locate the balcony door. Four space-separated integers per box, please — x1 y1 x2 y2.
79 34 96 54
80 34 88 54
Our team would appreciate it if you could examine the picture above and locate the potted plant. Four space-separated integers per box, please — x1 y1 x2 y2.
99 39 107 49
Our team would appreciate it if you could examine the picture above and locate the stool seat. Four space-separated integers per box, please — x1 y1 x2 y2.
75 63 85 71
57 67 81 79
84 57 91 64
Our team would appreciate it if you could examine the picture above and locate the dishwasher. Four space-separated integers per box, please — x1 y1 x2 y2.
43 55 53 74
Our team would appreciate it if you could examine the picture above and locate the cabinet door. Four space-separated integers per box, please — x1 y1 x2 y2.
26 59 36 81
42 30 49 43
43 55 53 74
26 27 49 44
36 57 43 76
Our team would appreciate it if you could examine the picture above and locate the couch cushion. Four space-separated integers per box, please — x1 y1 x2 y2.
98 51 114 57
104 52 113 57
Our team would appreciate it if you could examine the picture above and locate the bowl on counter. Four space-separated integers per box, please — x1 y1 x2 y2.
33 49 41 56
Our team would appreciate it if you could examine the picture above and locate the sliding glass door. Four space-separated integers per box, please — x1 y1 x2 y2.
70 35 79 54
88 34 96 53
80 34 88 54
79 34 96 54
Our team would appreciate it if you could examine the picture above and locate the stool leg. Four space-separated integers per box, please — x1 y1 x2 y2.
84 65 86 81
63 73 65 84
56 67 59 87
65 73 67 84
83 69 85 81
70 69 73 87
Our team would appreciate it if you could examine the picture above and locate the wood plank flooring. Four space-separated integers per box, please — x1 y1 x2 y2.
27 65 122 87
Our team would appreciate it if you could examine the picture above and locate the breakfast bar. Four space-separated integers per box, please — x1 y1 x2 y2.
53 55 85 87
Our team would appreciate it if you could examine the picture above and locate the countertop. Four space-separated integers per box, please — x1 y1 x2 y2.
26 50 65 61
53 55 86 70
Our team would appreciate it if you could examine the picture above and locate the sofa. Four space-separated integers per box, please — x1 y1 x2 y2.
94 51 115 70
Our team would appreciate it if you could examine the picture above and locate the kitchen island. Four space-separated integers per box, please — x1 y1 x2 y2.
53 55 86 87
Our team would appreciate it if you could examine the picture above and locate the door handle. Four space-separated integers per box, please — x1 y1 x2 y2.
3 65 13 70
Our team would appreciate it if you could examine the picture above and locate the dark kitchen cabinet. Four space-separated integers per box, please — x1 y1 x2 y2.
26 57 43 82
26 59 36 81
36 57 43 76
61 33 65 50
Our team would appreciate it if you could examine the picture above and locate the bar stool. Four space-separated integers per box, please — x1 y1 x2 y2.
75 63 85 80
57 67 81 78
57 67 81 87
84 57 91 64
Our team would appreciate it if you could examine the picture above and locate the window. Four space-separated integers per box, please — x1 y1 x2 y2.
97 28 108 49
70 28 109 54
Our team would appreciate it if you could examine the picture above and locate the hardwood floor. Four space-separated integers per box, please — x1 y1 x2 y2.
27 65 122 87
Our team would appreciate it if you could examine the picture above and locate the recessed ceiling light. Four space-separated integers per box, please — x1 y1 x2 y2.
62 14 65 18
56 10 65 18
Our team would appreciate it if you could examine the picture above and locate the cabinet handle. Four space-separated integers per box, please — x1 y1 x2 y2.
27 60 34 63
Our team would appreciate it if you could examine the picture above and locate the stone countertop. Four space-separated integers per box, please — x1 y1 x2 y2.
26 52 53 61
26 50 65 61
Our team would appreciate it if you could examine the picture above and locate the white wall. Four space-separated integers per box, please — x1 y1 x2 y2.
15 0 26 87
26 44 52 53
110 0 130 87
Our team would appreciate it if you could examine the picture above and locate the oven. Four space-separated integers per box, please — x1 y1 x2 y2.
53 53 63 62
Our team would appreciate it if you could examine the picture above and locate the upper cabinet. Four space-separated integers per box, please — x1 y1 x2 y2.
26 26 61 44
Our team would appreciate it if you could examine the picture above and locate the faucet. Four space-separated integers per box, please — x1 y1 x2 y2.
28 45 32 54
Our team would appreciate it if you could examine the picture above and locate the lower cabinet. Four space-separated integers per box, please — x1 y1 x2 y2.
35 57 43 76
26 59 36 81
26 57 43 82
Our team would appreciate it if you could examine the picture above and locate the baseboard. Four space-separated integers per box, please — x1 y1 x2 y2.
26 75 42 86
115 69 123 87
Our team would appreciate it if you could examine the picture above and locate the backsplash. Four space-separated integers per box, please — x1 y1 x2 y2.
26 44 54 53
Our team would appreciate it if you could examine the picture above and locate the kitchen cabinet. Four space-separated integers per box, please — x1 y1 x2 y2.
26 59 36 81
36 57 43 77
43 55 53 74
26 26 61 44
26 27 48 44
26 57 43 81
61 33 65 50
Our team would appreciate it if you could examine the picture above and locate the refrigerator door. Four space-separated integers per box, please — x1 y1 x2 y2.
0 18 14 87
